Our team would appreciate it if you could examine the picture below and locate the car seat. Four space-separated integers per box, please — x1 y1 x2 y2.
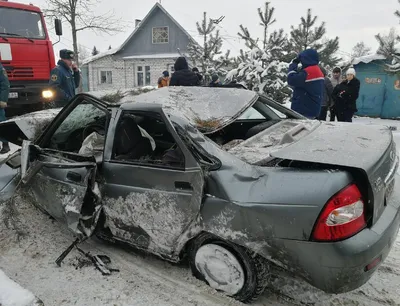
114 114 153 160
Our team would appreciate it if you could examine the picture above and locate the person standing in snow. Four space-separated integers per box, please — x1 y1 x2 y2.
158 71 170 88
332 68 360 123
192 67 204 85
169 57 200 86
329 67 342 121
287 49 324 119
49 49 81 108
318 67 334 121
0 62 10 154
209 74 222 87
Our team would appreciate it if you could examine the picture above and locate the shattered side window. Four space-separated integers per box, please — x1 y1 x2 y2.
112 112 185 169
47 102 107 153
238 107 265 120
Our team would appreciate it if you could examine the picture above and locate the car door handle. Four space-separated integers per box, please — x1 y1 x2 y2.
175 181 192 191
66 171 82 183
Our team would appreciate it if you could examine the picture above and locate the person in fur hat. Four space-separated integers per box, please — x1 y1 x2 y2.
329 67 342 121
332 68 360 122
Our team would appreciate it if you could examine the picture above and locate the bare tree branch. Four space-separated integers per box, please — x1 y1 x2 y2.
44 0 126 68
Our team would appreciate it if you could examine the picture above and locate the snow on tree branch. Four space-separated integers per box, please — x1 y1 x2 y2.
227 2 291 103
188 12 233 84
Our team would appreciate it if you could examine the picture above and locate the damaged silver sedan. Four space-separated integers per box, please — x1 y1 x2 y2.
0 87 399 303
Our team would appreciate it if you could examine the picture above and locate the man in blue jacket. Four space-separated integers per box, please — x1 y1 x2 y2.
0 63 10 154
287 49 324 119
49 49 81 108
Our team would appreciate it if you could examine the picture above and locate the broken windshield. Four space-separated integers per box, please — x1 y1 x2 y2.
0 8 45 39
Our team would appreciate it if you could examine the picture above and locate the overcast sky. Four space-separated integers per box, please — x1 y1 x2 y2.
24 0 400 60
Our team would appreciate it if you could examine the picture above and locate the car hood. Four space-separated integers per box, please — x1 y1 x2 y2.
0 108 61 146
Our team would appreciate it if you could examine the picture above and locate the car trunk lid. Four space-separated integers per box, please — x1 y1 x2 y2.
228 121 398 225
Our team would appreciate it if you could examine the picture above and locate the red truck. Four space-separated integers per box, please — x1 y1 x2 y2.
0 0 62 116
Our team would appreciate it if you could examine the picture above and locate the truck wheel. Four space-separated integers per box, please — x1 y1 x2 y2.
189 233 269 303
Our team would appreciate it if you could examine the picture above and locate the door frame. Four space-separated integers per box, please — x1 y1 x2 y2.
100 105 204 255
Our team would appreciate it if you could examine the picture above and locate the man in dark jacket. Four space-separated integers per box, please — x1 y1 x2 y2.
329 67 342 121
318 67 334 121
169 57 200 86
287 49 324 119
0 63 10 154
49 49 81 108
192 67 203 85
332 68 360 123
209 74 222 87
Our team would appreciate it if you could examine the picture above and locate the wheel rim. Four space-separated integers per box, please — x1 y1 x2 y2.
195 243 245 295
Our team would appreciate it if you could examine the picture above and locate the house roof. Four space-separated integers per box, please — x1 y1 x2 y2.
123 53 181 60
352 54 386 65
82 3 196 65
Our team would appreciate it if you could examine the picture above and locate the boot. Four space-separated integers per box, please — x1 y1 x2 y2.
0 142 10 154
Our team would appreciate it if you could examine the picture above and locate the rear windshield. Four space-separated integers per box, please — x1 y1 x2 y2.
0 8 45 39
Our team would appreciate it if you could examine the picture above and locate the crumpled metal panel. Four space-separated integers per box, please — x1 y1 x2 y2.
120 87 258 133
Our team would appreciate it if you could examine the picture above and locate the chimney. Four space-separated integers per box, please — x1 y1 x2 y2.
135 19 141 28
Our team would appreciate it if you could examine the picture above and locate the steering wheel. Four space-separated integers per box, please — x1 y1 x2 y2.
65 128 85 152
83 124 105 140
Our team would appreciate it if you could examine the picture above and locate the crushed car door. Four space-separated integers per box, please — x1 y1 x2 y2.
20 140 101 237
101 109 205 257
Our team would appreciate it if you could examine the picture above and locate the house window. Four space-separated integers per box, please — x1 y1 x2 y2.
145 66 151 85
137 66 151 86
100 71 112 84
137 66 143 87
152 27 169 44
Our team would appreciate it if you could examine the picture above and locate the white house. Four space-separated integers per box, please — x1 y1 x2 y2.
82 3 196 91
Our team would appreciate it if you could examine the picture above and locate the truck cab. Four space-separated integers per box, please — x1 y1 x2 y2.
0 0 62 116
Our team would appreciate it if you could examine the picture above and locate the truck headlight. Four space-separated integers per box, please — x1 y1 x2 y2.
42 90 53 99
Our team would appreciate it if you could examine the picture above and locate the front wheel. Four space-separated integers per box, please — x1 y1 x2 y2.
189 233 269 303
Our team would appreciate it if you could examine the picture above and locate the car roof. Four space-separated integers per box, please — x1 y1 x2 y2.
92 87 258 134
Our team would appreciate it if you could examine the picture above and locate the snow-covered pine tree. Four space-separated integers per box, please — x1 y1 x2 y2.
289 9 340 67
187 12 231 83
376 28 400 73
92 46 99 56
226 2 291 103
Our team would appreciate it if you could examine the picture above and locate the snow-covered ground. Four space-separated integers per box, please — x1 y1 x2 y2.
0 270 42 306
0 117 399 306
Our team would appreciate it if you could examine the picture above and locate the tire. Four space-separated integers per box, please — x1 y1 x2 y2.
189 233 269 303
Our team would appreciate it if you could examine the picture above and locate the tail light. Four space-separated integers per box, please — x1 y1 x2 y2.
312 184 366 241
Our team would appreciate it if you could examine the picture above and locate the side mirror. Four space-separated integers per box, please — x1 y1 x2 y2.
55 19 63 36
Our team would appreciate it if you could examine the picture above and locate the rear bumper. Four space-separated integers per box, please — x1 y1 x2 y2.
264 175 400 293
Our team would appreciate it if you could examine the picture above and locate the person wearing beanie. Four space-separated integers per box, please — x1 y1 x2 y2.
158 70 170 88
287 49 324 119
169 57 200 86
317 67 334 121
329 67 342 121
192 67 204 85
332 67 360 122
209 74 222 87
49 49 81 108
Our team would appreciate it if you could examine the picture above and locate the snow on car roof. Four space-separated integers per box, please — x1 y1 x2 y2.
119 87 258 133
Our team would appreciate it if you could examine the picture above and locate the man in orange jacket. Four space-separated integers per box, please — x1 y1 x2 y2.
158 71 170 88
